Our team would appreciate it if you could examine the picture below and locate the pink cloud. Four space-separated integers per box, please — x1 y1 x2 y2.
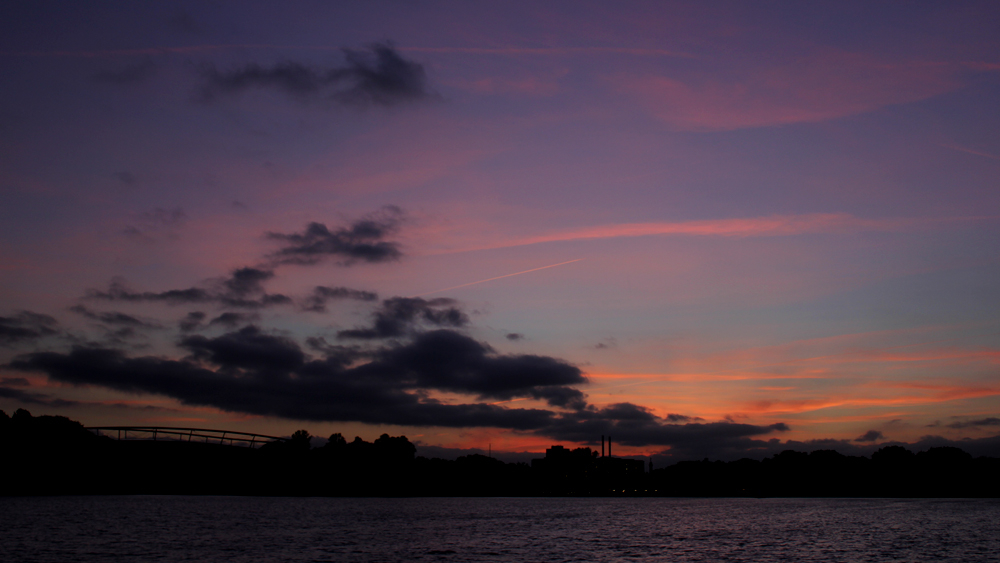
435 212 978 254
622 51 961 131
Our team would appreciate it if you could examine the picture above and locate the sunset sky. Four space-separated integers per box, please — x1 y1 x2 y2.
2 1 1000 462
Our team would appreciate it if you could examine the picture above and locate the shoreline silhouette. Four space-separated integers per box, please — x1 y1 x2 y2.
2 407 998 497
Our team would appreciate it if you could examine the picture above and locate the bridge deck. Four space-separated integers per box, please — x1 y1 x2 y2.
87 426 287 448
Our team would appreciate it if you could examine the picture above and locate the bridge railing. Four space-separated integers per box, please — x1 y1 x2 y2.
86 426 287 448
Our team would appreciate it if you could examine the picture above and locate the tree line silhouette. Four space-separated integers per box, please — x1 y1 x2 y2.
2 408 998 497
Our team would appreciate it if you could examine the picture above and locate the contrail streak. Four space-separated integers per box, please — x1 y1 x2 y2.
940 143 1000 162
417 259 582 297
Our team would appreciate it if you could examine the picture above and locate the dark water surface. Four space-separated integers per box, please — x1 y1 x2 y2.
2 497 998 562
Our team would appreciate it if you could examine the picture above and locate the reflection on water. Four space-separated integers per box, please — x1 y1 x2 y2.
2 497 999 562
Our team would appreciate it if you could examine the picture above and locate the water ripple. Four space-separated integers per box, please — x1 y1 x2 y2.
1 497 999 562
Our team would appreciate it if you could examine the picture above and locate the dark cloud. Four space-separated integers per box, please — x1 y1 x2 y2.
855 430 885 442
87 277 213 304
1 377 30 387
305 336 343 353
529 385 587 411
593 337 617 350
106 402 180 413
367 330 586 406
6 326 798 456
200 44 430 106
69 305 159 328
222 267 273 297
303 337 366 370
267 206 404 266
94 57 157 84
0 311 58 346
666 413 702 422
7 329 580 425
225 293 294 309
178 311 257 332
539 402 790 452
6 330 567 430
203 61 327 98
180 326 305 373
0 386 79 408
95 325 155 346
208 312 259 328
947 417 1000 429
0 388 170 412
302 286 379 313
178 312 206 332
337 297 468 339
335 44 430 106
505 333 524 341
87 268 291 310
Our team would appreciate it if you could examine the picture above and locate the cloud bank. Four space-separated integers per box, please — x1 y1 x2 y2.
2 205 795 455
7 324 788 449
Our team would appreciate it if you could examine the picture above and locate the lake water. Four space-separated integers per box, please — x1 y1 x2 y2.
2 497 998 562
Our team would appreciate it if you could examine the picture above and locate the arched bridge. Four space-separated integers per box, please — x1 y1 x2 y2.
87 426 287 448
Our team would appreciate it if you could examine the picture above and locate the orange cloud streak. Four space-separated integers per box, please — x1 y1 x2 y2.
744 384 1000 415
435 213 991 254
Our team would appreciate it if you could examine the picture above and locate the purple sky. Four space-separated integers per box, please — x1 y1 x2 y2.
2 1 1000 461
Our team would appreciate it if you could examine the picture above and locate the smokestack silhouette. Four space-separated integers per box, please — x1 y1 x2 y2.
609 436 612 458
601 435 605 457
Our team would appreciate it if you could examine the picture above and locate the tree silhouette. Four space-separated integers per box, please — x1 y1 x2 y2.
290 429 312 451
2 405 998 497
